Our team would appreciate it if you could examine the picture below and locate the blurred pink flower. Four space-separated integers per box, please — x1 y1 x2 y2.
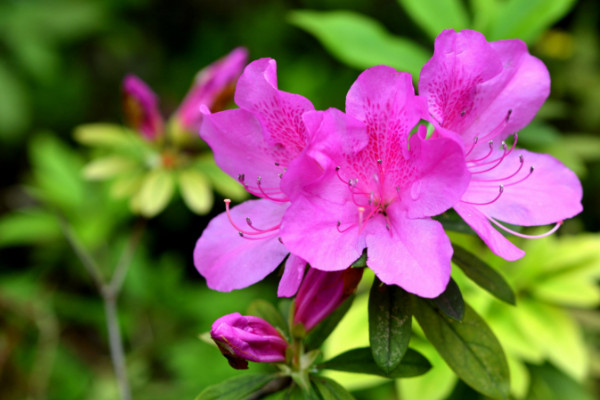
211 313 288 369
419 29 583 260
122 74 164 140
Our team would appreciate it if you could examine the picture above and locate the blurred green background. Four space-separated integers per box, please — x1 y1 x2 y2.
0 0 599 399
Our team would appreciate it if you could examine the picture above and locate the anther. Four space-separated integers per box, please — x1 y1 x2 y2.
461 111 466 117
460 185 504 206
246 217 252 226
278 237 283 244
238 232 244 237
274 162 280 166
506 109 512 121
257 176 262 184
336 165 341 171
377 159 383 165
237 174 245 183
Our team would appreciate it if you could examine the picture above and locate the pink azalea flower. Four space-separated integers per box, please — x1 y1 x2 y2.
293 267 364 332
122 74 164 140
194 58 314 296
419 29 583 260
177 47 248 131
280 66 470 298
211 312 288 369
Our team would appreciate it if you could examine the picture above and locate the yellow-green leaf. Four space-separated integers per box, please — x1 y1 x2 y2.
82 156 138 180
178 169 213 214
135 169 174 217
74 123 137 148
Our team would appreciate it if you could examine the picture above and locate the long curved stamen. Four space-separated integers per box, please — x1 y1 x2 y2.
461 185 504 206
502 166 534 187
256 177 289 202
488 218 563 239
469 140 495 163
224 199 280 237
465 136 479 158
473 154 525 182
238 174 288 202
478 109 512 142
336 220 354 233
470 143 509 174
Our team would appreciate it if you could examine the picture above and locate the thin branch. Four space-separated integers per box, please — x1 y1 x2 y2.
107 218 146 297
59 218 105 291
104 296 131 400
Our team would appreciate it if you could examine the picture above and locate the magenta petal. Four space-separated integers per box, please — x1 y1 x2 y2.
280 196 364 272
454 202 525 261
234 58 314 165
466 150 583 226
277 254 306 297
194 199 289 291
199 108 286 197
365 205 452 298
403 128 469 218
122 74 164 140
177 47 248 130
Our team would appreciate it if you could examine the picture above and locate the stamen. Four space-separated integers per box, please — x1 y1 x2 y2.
473 154 525 182
470 143 508 174
358 207 366 229
465 136 479 157
336 220 354 233
223 199 280 237
502 166 534 187
461 185 504 206
278 237 283 244
478 109 512 142
469 140 494 163
488 218 563 239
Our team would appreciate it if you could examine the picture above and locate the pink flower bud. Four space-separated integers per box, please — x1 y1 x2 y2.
210 312 288 369
177 47 248 131
293 267 364 332
122 75 164 140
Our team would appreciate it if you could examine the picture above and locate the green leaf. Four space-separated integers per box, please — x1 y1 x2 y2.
396 0 469 39
288 10 430 77
527 364 595 400
74 123 137 149
368 279 412 373
195 373 280 400
486 0 577 43
305 295 355 351
350 251 367 268
178 168 214 215
0 209 61 247
311 375 355 400
431 279 464 321
82 156 138 180
414 300 510 400
134 168 175 217
247 299 290 339
452 244 516 305
0 59 30 141
320 347 431 378
434 211 476 235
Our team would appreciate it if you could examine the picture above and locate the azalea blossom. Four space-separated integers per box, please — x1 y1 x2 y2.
121 47 247 141
194 58 314 296
419 29 583 260
211 313 288 369
280 66 470 298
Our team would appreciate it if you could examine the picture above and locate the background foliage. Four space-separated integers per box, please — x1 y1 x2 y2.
0 0 599 399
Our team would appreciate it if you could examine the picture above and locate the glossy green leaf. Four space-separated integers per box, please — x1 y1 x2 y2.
195 373 280 400
527 364 595 400
452 244 516 305
247 299 290 339
288 10 429 77
431 278 464 321
178 168 214 215
305 295 355 351
486 0 577 43
0 209 61 247
414 300 510 400
320 347 431 378
135 168 175 217
74 123 137 149
397 0 469 39
311 375 355 400
82 156 138 180
368 279 412 373
434 211 476 235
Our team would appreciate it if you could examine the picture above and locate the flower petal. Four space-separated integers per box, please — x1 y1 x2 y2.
403 127 470 218
234 58 315 166
194 199 289 291
365 205 452 298
454 202 525 261
280 196 364 272
465 149 583 226
277 254 306 297
199 108 287 198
